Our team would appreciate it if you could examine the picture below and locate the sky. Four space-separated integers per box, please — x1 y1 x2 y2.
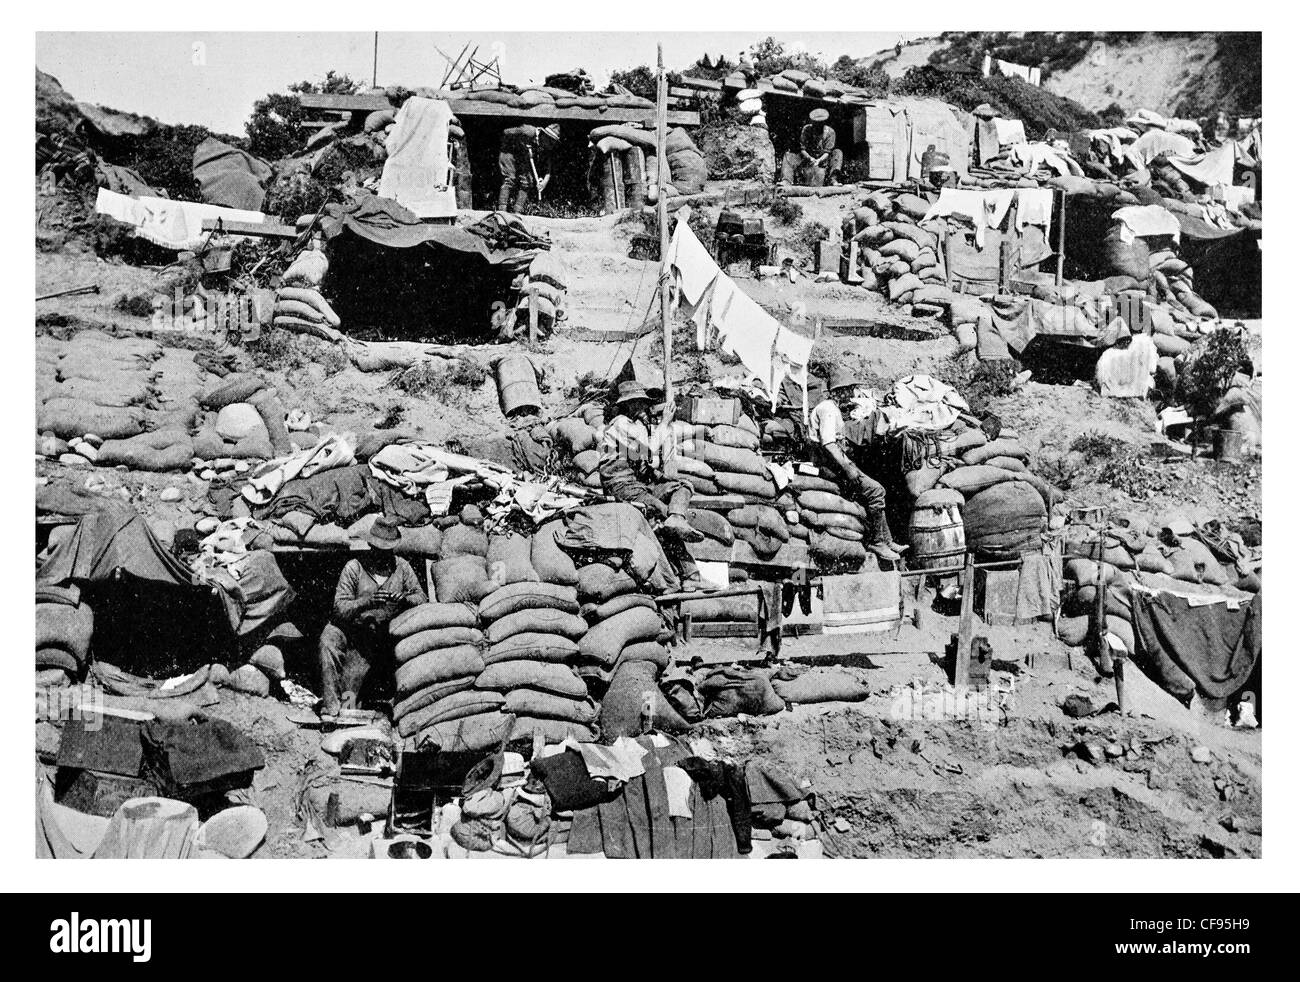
36 31 927 135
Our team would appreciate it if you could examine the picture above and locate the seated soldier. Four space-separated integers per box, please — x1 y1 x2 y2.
317 517 428 716
598 380 705 559
780 108 844 187
808 367 907 562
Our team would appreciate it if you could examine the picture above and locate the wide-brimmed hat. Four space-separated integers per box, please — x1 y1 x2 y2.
367 516 401 550
828 363 865 392
539 123 562 142
972 103 997 120
614 380 651 407
809 108 830 123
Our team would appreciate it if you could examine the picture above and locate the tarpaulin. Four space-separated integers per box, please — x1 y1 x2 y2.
37 502 194 589
321 194 537 266
192 137 273 212
1131 588 1261 701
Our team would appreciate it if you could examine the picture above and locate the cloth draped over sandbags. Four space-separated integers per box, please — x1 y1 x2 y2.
379 97 457 219
1130 587 1261 702
664 208 812 409
37 502 195 589
94 188 265 251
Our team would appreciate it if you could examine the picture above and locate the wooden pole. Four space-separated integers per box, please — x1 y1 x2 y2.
373 32 379 88
1055 190 1067 287
1093 512 1113 678
656 44 673 416
953 551 975 689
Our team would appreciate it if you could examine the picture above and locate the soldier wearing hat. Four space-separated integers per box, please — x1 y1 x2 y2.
808 367 906 562
316 516 428 716
599 380 705 556
780 107 843 187
498 122 562 212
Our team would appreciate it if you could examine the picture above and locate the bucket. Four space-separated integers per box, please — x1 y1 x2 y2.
909 501 966 571
495 355 542 418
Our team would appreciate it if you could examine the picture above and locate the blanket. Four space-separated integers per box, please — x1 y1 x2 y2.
192 138 273 211
1130 588 1261 701
379 97 457 219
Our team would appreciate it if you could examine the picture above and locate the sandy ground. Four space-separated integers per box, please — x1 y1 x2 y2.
33 186 1262 859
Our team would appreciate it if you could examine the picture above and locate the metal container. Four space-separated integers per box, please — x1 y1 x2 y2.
495 355 542 418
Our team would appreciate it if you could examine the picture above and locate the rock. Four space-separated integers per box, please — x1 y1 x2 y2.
1190 745 1212 764
249 644 286 680
200 469 216 480
159 487 183 502
58 453 91 467
1075 741 1106 764
208 663 231 686
195 516 220 534
76 443 99 463
227 664 271 697
81 433 103 448
833 817 851 834
235 461 250 473
1104 743 1125 759
1219 813 1239 833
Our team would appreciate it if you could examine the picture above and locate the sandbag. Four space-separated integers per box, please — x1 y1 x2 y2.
880 238 920 262
961 438 1030 466
551 417 596 454
620 640 670 670
395 524 443 557
479 582 579 623
798 508 864 535
686 508 734 545
503 689 597 725
199 373 264 410
393 676 474 726
772 668 870 705
810 531 867 567
441 524 489 558
35 603 94 663
248 388 292 457
398 690 506 738
708 424 761 450
962 481 1046 556
677 596 757 623
390 602 478 639
577 606 663 668
893 193 931 221
726 505 788 541
485 533 539 586
1168 539 1229 585
713 471 776 499
673 454 715 481
787 474 839 495
938 465 1017 496
576 563 638 603
888 273 924 302
696 442 767 477
585 593 658 623
905 466 942 498
530 520 579 587
474 660 587 698
431 555 493 604
482 632 579 666
572 449 601 475
394 626 485 666
396 644 486 696
215 403 266 442
38 399 146 440
415 710 516 753
49 376 155 408
94 436 194 472
484 608 588 645
797 490 864 518
600 660 689 740
1102 228 1152 282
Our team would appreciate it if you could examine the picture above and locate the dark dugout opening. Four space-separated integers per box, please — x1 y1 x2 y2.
460 117 601 213
324 234 520 341
763 94 858 183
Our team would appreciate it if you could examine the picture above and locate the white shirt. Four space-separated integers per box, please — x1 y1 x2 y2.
809 399 845 447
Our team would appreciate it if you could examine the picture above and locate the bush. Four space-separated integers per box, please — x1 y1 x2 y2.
768 197 803 226
246 71 362 162
389 357 489 401
893 65 1099 138
245 331 311 374
114 291 157 318
1176 328 1249 420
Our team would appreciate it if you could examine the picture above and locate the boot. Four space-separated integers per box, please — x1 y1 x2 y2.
663 513 704 544
866 510 905 562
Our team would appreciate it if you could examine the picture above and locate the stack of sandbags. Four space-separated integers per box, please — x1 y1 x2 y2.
848 190 945 306
389 601 488 741
511 253 566 339
273 285 343 342
37 331 164 449
683 411 776 504
35 599 94 677
664 127 708 195
936 425 1054 513
788 472 869 569
476 571 596 744
191 372 291 463
735 87 766 128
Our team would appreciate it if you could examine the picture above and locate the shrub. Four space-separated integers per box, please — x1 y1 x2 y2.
1176 328 1249 420
388 356 489 401
768 197 804 226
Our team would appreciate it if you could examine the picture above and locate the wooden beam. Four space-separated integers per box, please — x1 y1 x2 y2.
952 551 975 688
298 91 699 126
669 86 697 99
677 76 724 91
200 219 299 239
299 93 392 112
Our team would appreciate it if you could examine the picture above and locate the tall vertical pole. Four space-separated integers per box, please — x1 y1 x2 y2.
1055 190 1067 287
656 44 672 418
373 32 379 88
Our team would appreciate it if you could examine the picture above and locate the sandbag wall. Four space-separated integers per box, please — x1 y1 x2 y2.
35 592 94 678
585 124 708 204
1055 514 1258 660
844 189 948 304
509 252 568 340
1101 224 1219 321
390 509 604 752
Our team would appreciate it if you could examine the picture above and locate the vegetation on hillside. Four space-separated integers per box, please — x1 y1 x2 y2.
246 70 362 162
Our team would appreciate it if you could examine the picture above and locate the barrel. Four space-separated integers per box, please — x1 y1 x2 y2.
495 355 542 418
909 501 966 570
622 146 646 211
